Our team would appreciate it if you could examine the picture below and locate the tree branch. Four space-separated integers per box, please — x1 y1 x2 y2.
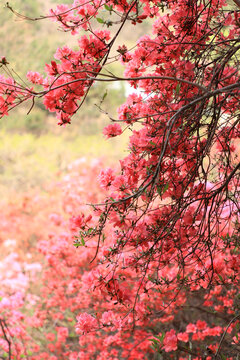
232 0 240 8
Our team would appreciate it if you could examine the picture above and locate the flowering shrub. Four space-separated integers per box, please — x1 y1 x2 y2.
0 157 239 359
0 0 240 359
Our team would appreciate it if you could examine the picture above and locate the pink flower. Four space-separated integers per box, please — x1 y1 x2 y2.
69 353 79 360
98 168 115 190
163 329 178 352
101 311 115 326
196 320 207 330
177 332 189 342
56 326 68 341
46 333 55 342
103 123 122 138
69 214 85 231
27 71 44 85
111 174 129 192
186 323 197 333
75 313 98 334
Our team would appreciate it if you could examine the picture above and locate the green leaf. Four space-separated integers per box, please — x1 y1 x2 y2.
162 182 169 194
149 338 159 344
150 344 157 351
73 235 85 247
104 4 113 11
80 236 85 246
149 140 156 147
102 90 108 101
159 332 165 341
156 183 169 197
73 241 80 248
96 17 104 24
87 227 94 235
175 83 181 95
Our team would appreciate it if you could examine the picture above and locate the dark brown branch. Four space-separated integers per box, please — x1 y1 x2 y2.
0 318 11 360
232 0 240 8
215 313 240 358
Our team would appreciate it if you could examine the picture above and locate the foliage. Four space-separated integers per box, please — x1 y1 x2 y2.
0 0 240 359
